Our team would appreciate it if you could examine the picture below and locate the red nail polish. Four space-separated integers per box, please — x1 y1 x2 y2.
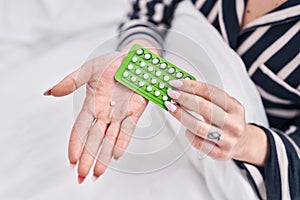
43 88 52 96
78 176 85 184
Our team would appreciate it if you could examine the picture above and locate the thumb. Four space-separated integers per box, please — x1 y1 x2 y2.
44 63 92 97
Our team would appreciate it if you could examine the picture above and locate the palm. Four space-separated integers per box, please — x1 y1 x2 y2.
48 51 148 181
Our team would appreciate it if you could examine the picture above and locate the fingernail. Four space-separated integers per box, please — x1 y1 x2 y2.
164 101 177 112
70 162 76 169
78 176 85 184
92 175 99 182
169 80 183 88
114 156 119 160
167 89 180 99
43 87 53 96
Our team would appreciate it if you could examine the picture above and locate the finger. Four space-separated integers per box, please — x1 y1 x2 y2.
185 129 216 156
169 79 233 112
46 62 93 97
164 101 220 143
77 120 106 179
113 115 139 159
68 107 94 165
167 89 226 127
93 123 120 178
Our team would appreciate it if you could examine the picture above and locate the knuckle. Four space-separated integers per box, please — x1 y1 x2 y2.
232 124 245 136
201 100 212 117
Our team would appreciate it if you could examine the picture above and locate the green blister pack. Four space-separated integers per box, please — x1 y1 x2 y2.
115 44 196 110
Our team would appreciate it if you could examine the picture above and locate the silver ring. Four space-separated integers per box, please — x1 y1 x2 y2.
207 129 221 142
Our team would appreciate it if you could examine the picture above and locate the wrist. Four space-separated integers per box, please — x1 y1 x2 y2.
234 124 268 167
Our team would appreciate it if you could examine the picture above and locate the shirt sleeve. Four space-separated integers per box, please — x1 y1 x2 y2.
235 119 300 200
117 0 182 51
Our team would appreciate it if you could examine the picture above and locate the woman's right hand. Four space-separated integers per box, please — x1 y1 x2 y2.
44 39 159 183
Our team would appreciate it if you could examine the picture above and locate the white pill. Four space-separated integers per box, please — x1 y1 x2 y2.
163 75 169 81
151 78 157 84
131 76 137 82
128 64 133 70
168 67 175 74
162 95 168 101
139 81 145 87
140 61 146 67
176 72 183 78
152 58 159 64
148 66 154 72
143 73 149 79
144 53 151 60
160 63 167 69
154 90 160 96
185 77 191 80
123 71 129 77
135 68 141 75
146 85 152 92
159 83 165 89
132 56 138 62
155 71 162 77
136 49 143 55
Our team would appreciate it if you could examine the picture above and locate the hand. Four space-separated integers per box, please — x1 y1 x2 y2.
164 79 268 166
44 51 148 183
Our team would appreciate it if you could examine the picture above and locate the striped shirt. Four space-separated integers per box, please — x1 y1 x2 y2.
118 0 300 199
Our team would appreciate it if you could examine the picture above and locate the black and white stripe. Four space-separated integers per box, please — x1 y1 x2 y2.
118 0 300 199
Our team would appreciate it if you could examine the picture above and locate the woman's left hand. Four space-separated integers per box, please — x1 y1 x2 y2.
164 79 267 166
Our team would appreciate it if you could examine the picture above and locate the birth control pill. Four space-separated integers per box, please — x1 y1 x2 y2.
155 71 162 77
168 67 175 74
146 85 153 92
176 72 183 78
152 58 159 64
162 95 168 101
115 44 196 111
151 78 157 84
160 63 167 69
132 56 138 62
136 49 143 55
163 75 170 81
128 64 133 70
123 71 129 77
148 66 154 72
131 76 137 82
154 90 160 96
135 68 141 75
139 81 145 87
144 53 151 60
159 83 164 89
185 77 191 80
140 61 146 67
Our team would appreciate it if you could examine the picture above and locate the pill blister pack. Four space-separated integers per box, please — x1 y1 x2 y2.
115 44 196 110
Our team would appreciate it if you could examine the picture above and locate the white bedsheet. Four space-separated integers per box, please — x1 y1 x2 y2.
0 1 268 200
